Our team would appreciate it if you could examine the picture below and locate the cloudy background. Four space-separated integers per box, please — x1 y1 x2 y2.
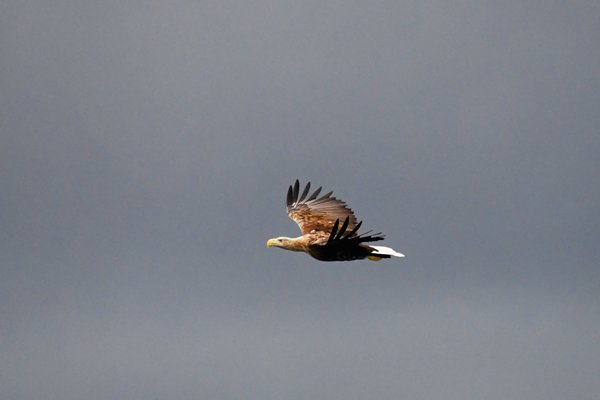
1 1 599 399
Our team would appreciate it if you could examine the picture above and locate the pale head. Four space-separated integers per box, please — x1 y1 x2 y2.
265 236 303 252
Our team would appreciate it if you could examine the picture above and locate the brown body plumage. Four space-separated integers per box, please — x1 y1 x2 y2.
266 180 405 262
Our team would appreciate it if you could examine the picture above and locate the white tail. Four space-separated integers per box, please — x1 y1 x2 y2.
371 246 405 258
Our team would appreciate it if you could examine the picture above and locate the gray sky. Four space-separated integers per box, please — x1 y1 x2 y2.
1 1 599 399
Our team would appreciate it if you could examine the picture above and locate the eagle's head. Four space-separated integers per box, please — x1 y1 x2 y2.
266 237 303 251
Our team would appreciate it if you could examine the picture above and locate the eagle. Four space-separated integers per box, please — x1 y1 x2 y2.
266 180 405 262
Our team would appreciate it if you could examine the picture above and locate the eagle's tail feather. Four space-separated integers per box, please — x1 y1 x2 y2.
370 246 405 259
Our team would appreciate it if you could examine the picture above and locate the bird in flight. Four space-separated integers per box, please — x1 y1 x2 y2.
266 180 405 262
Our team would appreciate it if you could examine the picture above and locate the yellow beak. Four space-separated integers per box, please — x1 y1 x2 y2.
266 239 277 247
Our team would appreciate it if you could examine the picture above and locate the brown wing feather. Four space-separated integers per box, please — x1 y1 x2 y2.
286 180 358 235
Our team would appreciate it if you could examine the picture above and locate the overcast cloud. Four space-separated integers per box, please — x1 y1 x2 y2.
1 1 599 399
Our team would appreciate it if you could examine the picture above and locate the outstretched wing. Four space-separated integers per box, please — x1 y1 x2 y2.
307 216 387 261
286 180 359 235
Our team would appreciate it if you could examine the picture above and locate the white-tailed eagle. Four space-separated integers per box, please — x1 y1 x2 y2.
267 180 405 262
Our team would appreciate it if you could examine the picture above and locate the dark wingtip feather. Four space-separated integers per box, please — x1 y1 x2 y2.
286 185 293 207
335 216 350 240
298 182 311 203
293 180 300 203
327 218 340 243
307 186 322 201
344 220 363 238
313 190 333 204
